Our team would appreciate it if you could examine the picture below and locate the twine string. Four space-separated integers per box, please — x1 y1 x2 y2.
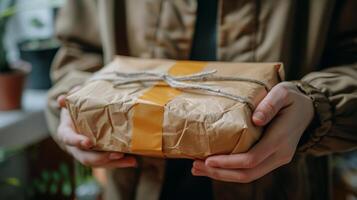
97 70 268 110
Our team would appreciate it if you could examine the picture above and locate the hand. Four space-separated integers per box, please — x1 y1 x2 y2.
192 82 314 183
56 88 137 168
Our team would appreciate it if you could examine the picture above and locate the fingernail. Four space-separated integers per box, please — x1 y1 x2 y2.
191 168 203 176
193 161 203 169
81 140 92 149
206 160 216 167
57 95 66 107
109 153 123 160
253 112 265 122
193 161 199 168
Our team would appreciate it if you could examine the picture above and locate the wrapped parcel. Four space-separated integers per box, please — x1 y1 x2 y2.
66 56 284 159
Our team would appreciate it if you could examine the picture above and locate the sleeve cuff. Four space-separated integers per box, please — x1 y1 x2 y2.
292 81 333 155
46 70 92 151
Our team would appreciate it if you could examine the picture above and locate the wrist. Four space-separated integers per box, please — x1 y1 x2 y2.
291 81 332 152
291 81 315 122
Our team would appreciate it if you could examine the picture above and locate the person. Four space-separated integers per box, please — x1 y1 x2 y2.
46 0 357 200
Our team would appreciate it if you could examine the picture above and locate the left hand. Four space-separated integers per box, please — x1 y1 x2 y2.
191 82 314 183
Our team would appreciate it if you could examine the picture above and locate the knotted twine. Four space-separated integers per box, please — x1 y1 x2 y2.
94 70 269 111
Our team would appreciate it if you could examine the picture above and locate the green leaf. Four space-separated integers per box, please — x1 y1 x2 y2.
59 162 69 177
30 18 44 28
52 171 60 182
41 170 50 183
49 182 58 194
33 179 46 193
5 177 21 186
62 182 72 197
0 6 16 20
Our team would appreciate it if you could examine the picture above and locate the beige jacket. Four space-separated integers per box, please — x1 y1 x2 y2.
46 0 357 199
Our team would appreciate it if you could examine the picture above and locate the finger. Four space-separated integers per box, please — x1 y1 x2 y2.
252 84 291 126
192 167 244 183
70 148 128 167
59 109 93 149
206 107 297 169
193 153 284 183
61 108 80 131
94 156 137 168
205 126 280 169
192 160 245 182
69 147 111 166
57 86 81 108
60 108 72 124
71 147 137 168
192 162 253 183
57 95 67 108
108 152 125 160
58 123 92 149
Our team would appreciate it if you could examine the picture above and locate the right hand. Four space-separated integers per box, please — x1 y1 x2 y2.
56 90 137 168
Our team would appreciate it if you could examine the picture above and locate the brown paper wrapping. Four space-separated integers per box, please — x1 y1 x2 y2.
66 56 284 159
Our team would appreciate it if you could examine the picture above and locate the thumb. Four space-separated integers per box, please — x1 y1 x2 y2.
57 95 67 108
57 85 81 108
252 84 291 126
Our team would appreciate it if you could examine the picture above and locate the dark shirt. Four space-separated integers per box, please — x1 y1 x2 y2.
189 0 217 61
160 0 217 199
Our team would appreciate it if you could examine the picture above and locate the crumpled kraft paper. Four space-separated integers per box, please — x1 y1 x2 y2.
65 56 284 159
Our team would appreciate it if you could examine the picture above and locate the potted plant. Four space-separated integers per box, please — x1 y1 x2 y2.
18 15 60 89
0 0 29 110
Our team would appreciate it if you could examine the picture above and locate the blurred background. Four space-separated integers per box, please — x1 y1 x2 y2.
0 0 102 199
0 0 355 199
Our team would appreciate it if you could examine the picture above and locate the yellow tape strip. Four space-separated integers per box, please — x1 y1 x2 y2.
131 61 206 156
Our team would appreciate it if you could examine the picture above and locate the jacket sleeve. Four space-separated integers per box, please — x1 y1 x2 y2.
45 0 103 149
296 0 357 156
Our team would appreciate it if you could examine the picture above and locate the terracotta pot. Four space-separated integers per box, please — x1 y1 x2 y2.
0 68 27 110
